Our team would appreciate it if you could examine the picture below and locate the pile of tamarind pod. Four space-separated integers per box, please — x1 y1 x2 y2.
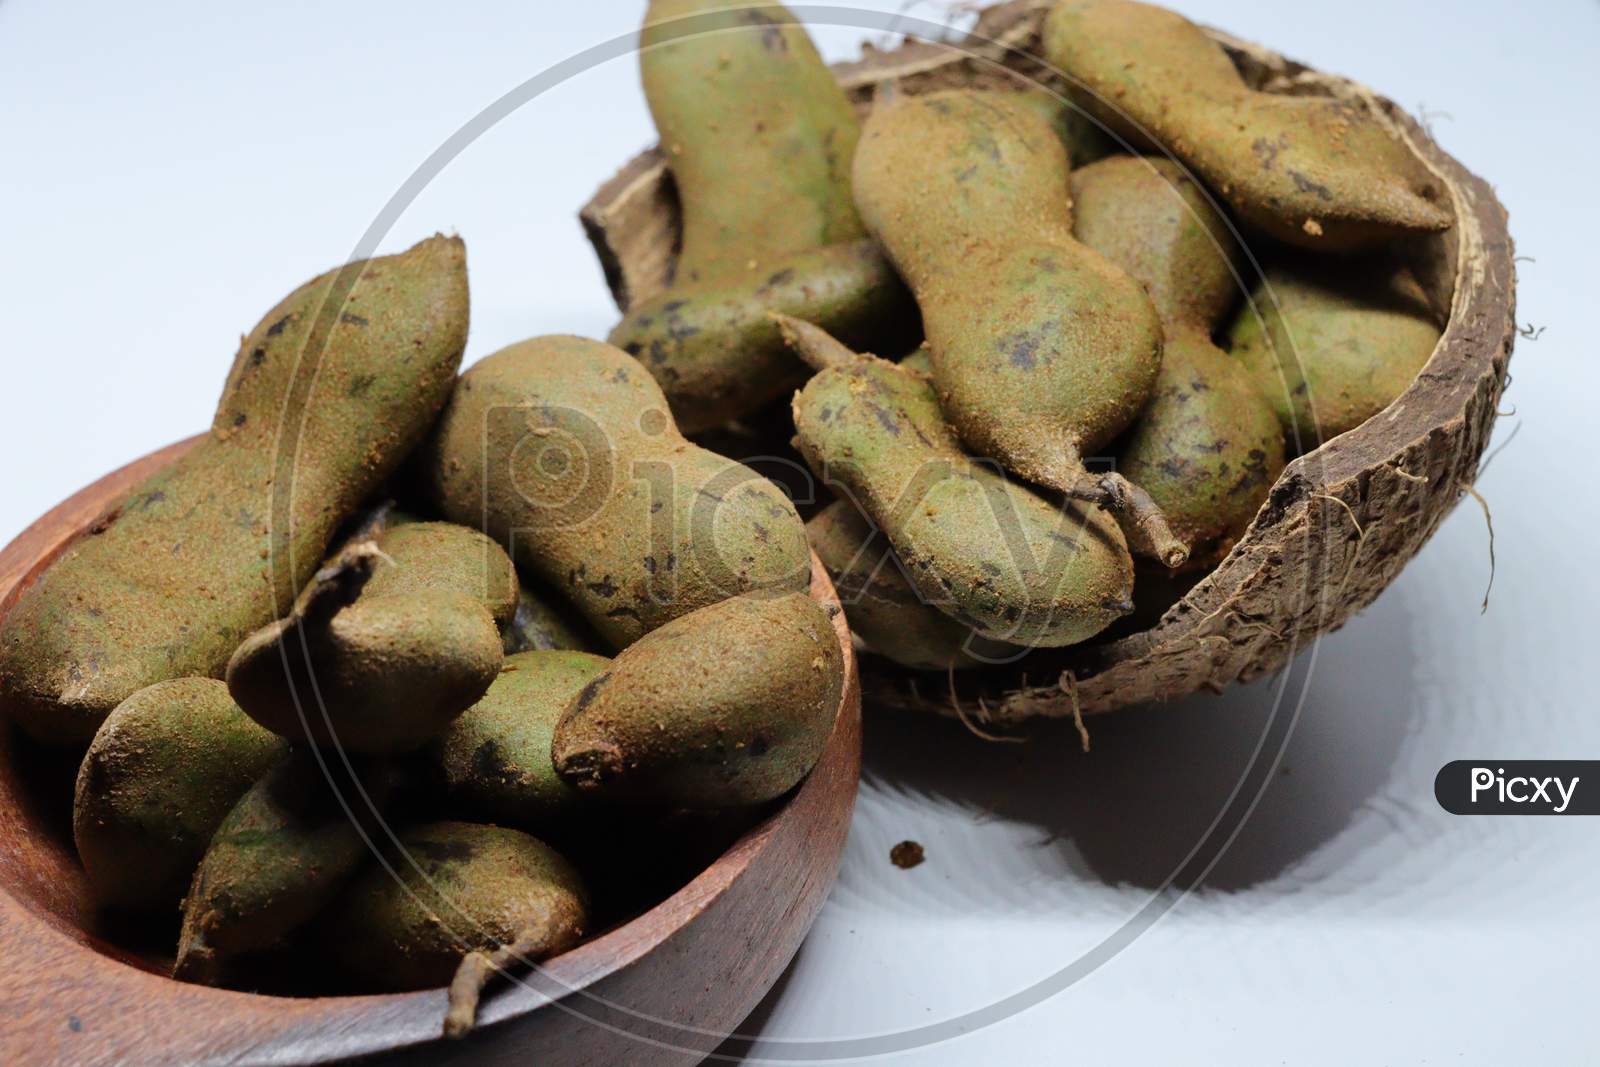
0 0 1457 1027
600 0 1448 676
0 234 844 1035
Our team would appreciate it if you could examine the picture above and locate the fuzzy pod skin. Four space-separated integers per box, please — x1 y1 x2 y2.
1070 156 1286 561
1041 0 1451 251
174 749 396 986
434 651 609 830
552 591 843 808
1226 257 1441 450
72 678 287 913
618 2 916 429
359 522 519 626
608 240 916 434
502 584 599 655
640 0 863 286
808 500 1022 671
324 821 588 992
786 321 1134 648
417 336 812 649
0 236 469 746
1009 89 1119 169
852 90 1183 566
1114 330 1285 563
226 524 511 753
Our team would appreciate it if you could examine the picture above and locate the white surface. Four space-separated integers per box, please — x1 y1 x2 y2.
3 2 1597 1064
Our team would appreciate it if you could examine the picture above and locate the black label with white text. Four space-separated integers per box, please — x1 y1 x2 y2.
1435 761 1598 815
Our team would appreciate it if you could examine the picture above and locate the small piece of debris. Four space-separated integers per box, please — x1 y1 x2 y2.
890 840 925 870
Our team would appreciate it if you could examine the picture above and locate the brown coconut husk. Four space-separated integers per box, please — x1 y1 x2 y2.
579 0 1515 725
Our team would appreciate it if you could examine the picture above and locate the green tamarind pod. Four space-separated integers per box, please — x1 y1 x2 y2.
358 521 519 623
1226 256 1441 449
640 0 862 284
552 591 843 808
0 236 469 746
852 89 1185 567
339 506 594 656
502 583 599 655
72 678 286 913
608 241 916 434
1010 89 1119 168
1070 156 1286 562
324 821 587 1035
1041 0 1451 251
174 749 396 986
226 522 511 753
607 0 915 431
434 650 610 829
807 500 1022 671
418 335 812 649
784 315 1134 648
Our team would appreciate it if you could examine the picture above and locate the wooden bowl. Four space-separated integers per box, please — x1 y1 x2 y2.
0 437 861 1065
581 0 1516 724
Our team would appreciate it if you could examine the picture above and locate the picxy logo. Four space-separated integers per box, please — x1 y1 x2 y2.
1470 767 1579 812
1436 761 1597 815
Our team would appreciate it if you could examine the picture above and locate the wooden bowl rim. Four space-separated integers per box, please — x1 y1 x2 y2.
0 434 862 1063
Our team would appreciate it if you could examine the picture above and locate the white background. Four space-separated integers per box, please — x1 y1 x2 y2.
3 2 1597 1064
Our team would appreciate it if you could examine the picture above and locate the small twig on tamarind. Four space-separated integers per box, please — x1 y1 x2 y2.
770 313 867 372
443 928 553 1038
1052 468 1189 568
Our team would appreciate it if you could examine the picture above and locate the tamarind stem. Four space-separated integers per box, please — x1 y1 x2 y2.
296 541 385 622
1049 466 1190 570
1098 472 1190 570
770 312 867 372
171 929 222 986
443 928 555 1039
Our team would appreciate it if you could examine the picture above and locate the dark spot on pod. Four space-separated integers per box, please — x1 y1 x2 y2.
572 674 610 714
265 315 292 337
757 268 796 294
471 739 513 786
1287 169 1334 201
741 9 788 51
867 403 901 436
998 328 1042 370
340 312 370 327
